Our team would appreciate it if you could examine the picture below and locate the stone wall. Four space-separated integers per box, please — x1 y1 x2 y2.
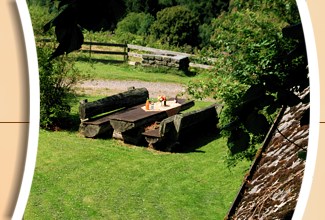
141 54 189 71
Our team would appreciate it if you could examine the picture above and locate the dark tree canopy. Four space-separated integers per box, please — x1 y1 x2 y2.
44 0 126 58
44 0 231 57
124 0 160 15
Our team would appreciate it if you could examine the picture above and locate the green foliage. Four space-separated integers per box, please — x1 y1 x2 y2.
209 9 289 85
116 12 154 36
28 4 55 37
27 0 50 6
198 23 214 48
39 0 230 56
82 30 114 43
115 12 154 44
177 0 229 23
229 0 300 24
125 0 161 14
150 5 199 47
38 45 81 129
187 3 307 162
158 0 229 23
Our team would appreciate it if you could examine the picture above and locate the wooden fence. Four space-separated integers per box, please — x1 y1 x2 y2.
39 38 213 69
39 38 128 61
82 41 128 61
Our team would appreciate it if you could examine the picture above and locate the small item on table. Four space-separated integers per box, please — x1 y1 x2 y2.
145 99 150 110
158 95 167 106
150 103 155 110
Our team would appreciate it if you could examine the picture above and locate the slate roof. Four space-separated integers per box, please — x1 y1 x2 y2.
226 88 309 219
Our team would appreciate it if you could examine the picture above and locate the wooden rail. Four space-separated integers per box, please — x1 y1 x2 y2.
82 41 128 61
39 38 128 61
38 38 214 69
127 44 191 57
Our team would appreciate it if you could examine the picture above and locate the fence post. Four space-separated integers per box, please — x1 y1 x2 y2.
89 38 92 59
124 42 128 62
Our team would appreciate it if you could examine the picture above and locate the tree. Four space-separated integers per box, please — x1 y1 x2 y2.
124 0 160 15
187 4 307 161
116 12 154 36
229 0 300 24
150 5 199 46
44 0 126 58
115 12 155 44
177 0 229 23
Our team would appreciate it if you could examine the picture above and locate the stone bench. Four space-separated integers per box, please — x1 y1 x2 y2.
109 99 195 145
142 104 218 151
79 87 149 138
141 54 190 71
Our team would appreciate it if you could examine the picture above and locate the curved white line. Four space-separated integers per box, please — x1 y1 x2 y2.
12 0 40 219
293 0 320 219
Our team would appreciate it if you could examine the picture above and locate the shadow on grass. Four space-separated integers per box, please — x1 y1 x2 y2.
173 128 221 153
48 113 81 133
182 69 197 77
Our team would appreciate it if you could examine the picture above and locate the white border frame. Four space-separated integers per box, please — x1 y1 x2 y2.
293 0 320 219
12 0 40 219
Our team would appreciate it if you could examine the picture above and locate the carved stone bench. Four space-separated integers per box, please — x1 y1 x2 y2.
79 87 149 138
142 104 218 151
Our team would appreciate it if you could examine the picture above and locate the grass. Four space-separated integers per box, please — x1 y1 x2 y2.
25 92 251 219
25 130 250 219
25 49 250 219
75 59 208 84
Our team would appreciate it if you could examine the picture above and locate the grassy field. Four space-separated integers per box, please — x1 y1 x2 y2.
75 59 208 84
25 129 250 219
25 60 251 219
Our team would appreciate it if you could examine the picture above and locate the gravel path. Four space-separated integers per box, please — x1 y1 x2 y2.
74 79 187 99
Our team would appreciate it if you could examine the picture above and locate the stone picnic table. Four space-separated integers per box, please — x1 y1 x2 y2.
108 99 194 144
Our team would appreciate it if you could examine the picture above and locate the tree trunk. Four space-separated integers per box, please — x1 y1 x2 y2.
79 88 149 120
79 122 113 138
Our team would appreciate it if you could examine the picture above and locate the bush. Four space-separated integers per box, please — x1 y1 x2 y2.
116 12 155 36
115 12 154 44
38 45 81 129
28 4 55 37
150 5 199 47
187 7 306 160
229 0 300 24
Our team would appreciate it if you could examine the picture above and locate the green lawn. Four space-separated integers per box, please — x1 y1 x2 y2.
75 60 208 84
25 129 250 219
25 61 250 219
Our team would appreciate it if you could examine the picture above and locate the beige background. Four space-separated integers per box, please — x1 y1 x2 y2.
0 0 29 219
0 0 324 219
302 1 325 219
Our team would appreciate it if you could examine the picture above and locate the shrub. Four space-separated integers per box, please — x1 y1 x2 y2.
187 7 307 161
115 12 155 44
116 12 155 36
150 5 199 47
38 45 81 129
28 4 55 37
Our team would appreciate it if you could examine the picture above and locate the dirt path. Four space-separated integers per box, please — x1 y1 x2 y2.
74 79 188 99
